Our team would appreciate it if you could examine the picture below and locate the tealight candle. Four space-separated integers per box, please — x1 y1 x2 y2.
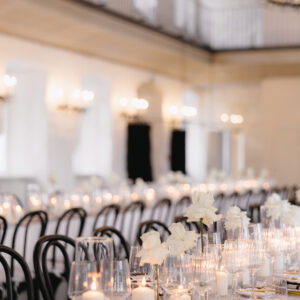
132 277 155 300
217 271 228 296
81 290 107 300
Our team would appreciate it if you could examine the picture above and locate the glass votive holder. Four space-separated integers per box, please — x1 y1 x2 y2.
75 237 114 294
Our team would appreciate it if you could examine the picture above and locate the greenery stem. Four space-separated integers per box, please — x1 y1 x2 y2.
200 218 204 253
155 264 159 300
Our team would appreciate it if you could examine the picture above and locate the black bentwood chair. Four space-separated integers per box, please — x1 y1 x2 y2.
33 235 75 300
137 220 171 245
11 210 48 276
174 215 201 233
150 198 172 225
94 226 130 260
120 201 145 245
0 216 7 244
92 204 121 233
0 245 35 300
55 207 87 238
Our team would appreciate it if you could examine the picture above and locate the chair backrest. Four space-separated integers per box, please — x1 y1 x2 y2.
11 210 48 275
174 215 200 233
173 196 191 220
33 234 75 300
55 207 87 238
120 201 145 245
94 226 130 260
92 204 121 233
0 215 7 244
249 204 261 223
137 220 171 245
0 244 35 300
150 198 172 225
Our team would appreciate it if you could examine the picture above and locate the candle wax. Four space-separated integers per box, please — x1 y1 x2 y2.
81 290 107 300
132 286 155 300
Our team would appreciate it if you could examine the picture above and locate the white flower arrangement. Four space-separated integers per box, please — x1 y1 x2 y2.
137 231 169 265
184 191 222 226
281 203 300 227
265 193 289 221
166 223 198 255
225 206 250 231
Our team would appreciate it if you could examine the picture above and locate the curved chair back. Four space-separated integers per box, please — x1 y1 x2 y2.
94 226 130 260
33 234 75 300
174 215 200 233
92 204 120 233
0 215 7 244
11 210 48 275
137 220 171 245
121 201 145 245
249 204 261 223
55 207 87 237
173 196 191 220
150 198 172 225
0 245 35 300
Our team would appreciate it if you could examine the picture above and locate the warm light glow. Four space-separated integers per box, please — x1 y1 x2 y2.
82 195 90 204
230 114 244 124
181 105 197 118
15 205 23 213
50 197 57 205
220 113 229 123
91 277 97 290
142 277 146 286
132 98 149 110
3 74 17 88
81 90 95 103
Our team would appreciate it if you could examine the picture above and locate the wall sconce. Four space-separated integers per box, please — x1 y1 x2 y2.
119 97 149 121
53 88 95 113
166 104 197 127
220 113 244 125
0 74 17 102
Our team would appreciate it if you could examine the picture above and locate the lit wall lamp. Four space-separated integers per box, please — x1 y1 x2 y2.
52 88 95 113
119 97 149 121
220 113 244 125
0 74 17 102
166 104 197 127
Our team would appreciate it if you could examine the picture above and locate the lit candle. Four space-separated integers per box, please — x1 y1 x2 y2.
81 275 108 300
170 286 191 300
217 271 228 296
81 290 107 300
132 277 155 300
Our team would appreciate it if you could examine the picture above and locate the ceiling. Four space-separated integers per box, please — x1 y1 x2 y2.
79 0 300 51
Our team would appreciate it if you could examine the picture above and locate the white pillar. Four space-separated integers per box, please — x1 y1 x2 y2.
5 60 48 185
72 74 112 178
183 91 207 181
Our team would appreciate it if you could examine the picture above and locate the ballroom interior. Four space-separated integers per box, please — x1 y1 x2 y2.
0 0 300 299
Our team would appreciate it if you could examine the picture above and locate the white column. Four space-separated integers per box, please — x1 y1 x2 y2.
183 91 207 181
5 60 48 185
72 74 112 178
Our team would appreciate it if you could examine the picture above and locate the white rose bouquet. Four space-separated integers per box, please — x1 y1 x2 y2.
138 231 169 300
265 193 289 221
225 206 250 231
184 191 221 252
166 223 198 255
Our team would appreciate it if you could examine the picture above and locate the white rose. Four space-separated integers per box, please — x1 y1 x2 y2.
184 191 222 226
281 203 300 227
265 193 288 221
138 231 169 265
166 223 198 255
225 206 250 231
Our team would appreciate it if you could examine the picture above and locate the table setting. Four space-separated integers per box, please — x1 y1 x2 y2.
65 189 300 300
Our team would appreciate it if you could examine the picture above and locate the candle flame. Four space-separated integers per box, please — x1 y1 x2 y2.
91 277 97 290
142 277 146 286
